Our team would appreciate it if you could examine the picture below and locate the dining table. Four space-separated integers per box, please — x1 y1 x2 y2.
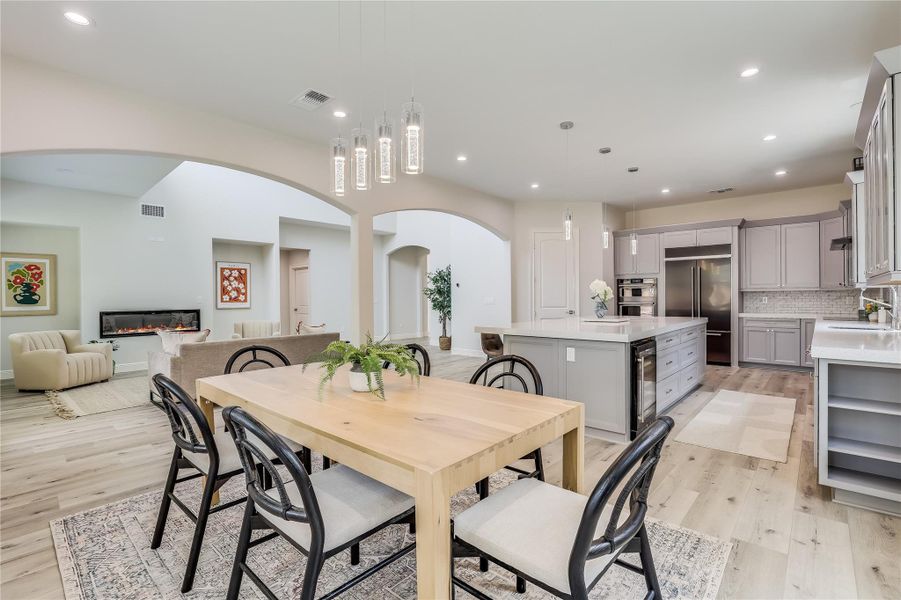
195 363 584 600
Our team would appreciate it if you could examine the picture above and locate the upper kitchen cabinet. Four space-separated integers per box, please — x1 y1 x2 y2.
855 47 901 285
846 171 868 287
741 221 820 290
614 233 659 276
661 226 733 248
820 215 847 289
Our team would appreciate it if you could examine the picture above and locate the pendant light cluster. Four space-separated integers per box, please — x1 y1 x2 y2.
330 2 423 197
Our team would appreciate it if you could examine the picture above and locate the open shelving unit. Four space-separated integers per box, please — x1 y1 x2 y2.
818 361 901 512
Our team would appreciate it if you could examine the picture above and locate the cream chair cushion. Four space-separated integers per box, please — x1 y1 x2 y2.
231 320 281 339
454 478 626 595
262 464 414 552
181 429 302 475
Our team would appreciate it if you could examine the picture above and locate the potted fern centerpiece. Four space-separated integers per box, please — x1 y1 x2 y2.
304 335 419 399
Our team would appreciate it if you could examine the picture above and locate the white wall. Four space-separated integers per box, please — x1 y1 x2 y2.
511 202 625 322
379 211 511 355
388 246 428 339
211 241 273 337
0 223 81 373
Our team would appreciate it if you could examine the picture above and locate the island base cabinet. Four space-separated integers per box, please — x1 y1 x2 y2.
559 341 628 435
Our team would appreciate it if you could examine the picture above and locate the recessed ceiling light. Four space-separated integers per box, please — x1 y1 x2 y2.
332 110 347 118
740 67 760 78
457 155 467 162
775 169 787 176
530 183 539 189
763 134 777 142
661 188 671 194
63 11 92 26
627 167 639 173
56 168 74 173
598 147 612 154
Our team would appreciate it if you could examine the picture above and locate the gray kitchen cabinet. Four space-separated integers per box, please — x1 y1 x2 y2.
820 216 846 289
559 340 627 434
862 76 895 282
741 326 771 363
742 225 782 289
696 227 732 246
801 319 816 367
505 336 559 397
661 230 697 248
614 233 659 275
772 328 801 366
781 221 821 289
614 236 634 275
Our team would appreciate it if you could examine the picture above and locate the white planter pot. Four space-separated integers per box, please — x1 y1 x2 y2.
348 369 372 393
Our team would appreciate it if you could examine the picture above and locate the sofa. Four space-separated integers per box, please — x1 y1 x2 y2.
8 330 114 391
147 332 339 399
231 320 281 339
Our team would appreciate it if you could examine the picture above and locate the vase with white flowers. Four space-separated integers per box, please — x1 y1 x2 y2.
589 279 614 318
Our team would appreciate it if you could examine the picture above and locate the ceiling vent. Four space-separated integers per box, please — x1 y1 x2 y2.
707 187 735 194
289 89 333 111
140 203 165 218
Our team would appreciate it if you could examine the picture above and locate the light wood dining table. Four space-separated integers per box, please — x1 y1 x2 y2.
195 363 584 599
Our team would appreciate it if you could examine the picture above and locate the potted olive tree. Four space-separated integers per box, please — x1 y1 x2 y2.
424 264 452 350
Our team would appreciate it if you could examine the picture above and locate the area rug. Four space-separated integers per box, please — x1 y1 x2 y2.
46 376 148 419
51 461 732 600
675 389 796 462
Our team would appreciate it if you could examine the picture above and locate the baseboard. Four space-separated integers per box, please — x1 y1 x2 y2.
388 332 420 341
0 369 13 380
451 347 484 358
116 361 148 374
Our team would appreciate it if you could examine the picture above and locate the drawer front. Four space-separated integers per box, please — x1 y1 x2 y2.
657 348 680 380
656 331 681 351
680 327 701 344
680 362 702 395
741 318 800 330
678 339 702 368
657 373 681 412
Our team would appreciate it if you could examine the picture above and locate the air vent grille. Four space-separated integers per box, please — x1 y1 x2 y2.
707 187 735 194
289 89 333 111
140 203 165 218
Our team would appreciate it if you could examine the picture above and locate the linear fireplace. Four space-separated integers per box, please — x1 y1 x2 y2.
100 309 201 338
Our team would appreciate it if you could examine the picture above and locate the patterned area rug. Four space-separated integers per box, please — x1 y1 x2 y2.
46 377 148 419
51 460 731 600
675 389 796 462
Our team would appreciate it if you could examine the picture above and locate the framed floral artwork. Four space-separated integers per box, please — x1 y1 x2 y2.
1 252 57 317
216 261 251 309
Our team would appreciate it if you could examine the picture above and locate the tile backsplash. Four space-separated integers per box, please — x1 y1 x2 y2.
742 290 863 314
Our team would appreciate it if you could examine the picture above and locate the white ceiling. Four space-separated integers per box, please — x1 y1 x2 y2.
1 2 899 207
0 153 182 197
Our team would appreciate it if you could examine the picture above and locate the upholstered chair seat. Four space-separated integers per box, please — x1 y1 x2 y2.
181 429 303 475
8 330 113 391
261 464 415 553
454 478 623 594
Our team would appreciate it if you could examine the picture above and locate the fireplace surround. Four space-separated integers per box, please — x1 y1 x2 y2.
100 309 201 338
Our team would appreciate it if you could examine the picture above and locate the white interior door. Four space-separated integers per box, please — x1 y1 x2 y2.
533 231 576 319
290 266 310 333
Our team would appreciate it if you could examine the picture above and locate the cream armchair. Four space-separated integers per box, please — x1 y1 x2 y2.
231 320 281 339
8 330 113 391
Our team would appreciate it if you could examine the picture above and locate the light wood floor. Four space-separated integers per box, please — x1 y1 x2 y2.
1 349 898 599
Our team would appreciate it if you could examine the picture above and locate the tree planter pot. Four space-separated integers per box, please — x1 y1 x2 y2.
348 365 378 393
439 336 452 351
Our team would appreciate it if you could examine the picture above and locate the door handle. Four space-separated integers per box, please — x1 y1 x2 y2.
706 332 722 336
690 266 696 318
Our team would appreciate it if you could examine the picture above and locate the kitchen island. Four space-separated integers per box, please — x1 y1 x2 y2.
476 317 707 442
811 320 901 516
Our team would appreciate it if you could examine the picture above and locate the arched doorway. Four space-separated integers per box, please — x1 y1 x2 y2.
387 246 430 341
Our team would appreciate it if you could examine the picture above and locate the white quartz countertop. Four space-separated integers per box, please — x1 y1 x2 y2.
739 312 860 320
810 321 901 365
475 317 707 343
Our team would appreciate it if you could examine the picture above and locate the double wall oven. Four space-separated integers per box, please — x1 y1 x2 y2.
617 278 657 317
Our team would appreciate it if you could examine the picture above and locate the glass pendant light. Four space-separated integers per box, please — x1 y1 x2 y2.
351 127 371 191
401 100 424 174
630 233 638 255
375 114 396 183
330 137 347 197
630 178 638 255
564 208 573 241
602 202 610 249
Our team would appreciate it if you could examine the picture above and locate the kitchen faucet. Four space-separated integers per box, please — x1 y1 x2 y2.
859 285 901 330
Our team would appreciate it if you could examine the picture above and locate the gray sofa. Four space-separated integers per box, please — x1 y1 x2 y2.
148 332 338 398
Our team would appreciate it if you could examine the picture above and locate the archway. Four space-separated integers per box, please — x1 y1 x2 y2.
386 246 431 341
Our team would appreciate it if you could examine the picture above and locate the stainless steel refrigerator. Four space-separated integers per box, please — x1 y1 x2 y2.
664 244 732 365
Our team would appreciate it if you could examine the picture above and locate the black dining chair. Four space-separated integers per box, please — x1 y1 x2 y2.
467 354 545 589
150 374 281 593
452 416 675 600
383 342 431 376
222 405 417 600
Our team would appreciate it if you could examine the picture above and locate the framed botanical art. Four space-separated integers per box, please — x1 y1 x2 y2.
216 261 251 309
1 252 57 317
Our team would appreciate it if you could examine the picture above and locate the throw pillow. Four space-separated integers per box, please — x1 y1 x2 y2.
157 328 211 354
